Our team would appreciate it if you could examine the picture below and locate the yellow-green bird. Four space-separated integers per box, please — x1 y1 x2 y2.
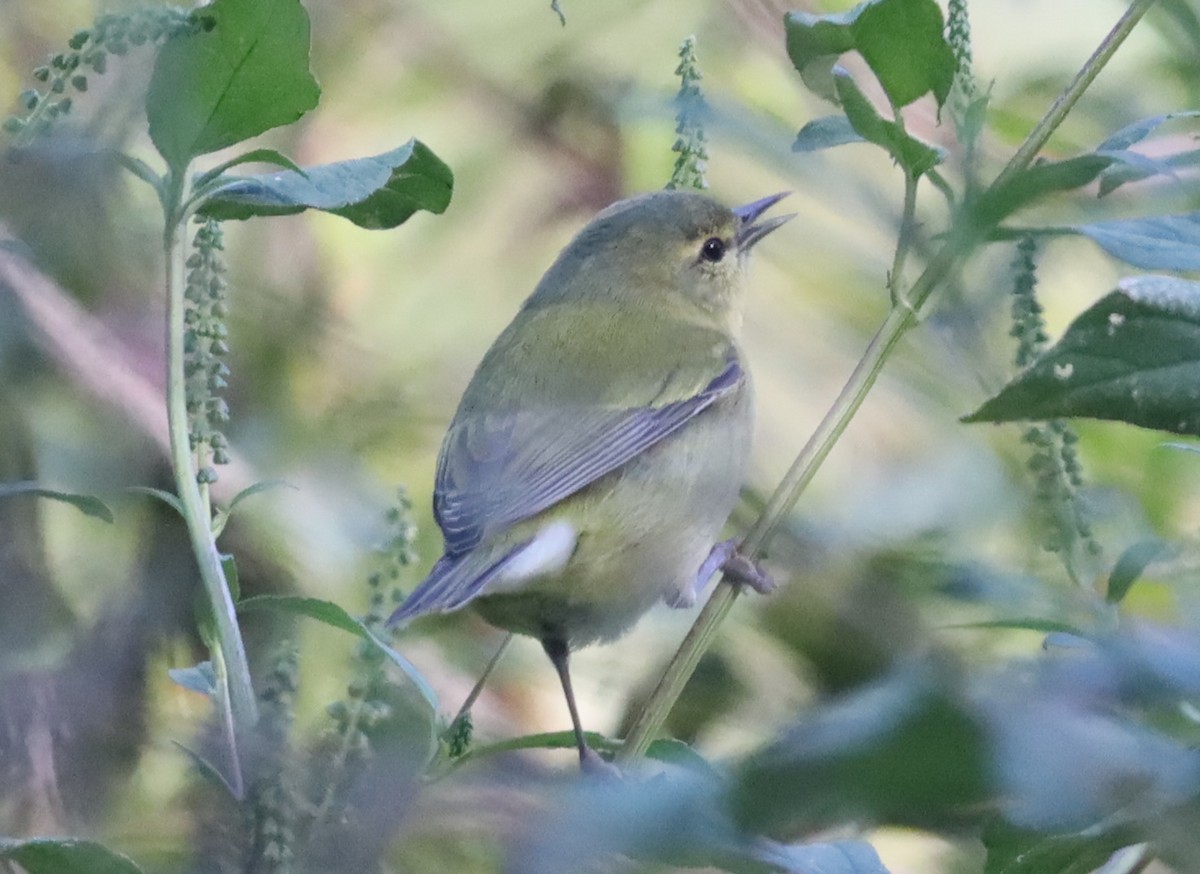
389 189 790 770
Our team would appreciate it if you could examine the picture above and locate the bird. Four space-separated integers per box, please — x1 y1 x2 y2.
388 189 791 771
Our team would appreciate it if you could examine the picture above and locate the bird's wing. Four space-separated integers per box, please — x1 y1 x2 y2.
434 355 741 556
433 305 742 557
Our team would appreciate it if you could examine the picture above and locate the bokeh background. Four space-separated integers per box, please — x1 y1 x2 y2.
2 0 1199 871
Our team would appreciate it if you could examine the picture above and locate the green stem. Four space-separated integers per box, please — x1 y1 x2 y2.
432 730 620 780
311 683 370 825
618 303 915 761
987 0 1160 199
453 632 514 724
164 168 258 769
889 171 920 309
617 0 1159 763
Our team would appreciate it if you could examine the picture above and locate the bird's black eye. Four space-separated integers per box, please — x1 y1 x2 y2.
700 236 727 263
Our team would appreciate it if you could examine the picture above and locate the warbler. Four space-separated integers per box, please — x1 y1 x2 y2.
388 189 790 770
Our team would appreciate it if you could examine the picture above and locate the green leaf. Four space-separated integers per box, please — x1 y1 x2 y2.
1067 112 1200 199
982 820 1135 874
1096 110 1200 152
977 154 1114 224
238 593 361 633
211 478 296 536
785 0 955 108
168 660 217 695
193 147 307 190
784 8 856 101
645 738 721 779
793 114 865 152
171 739 242 797
125 485 184 517
0 481 114 523
1100 148 1200 196
220 553 240 602
1075 213 1200 272
146 0 320 169
731 663 988 833
228 478 296 512
834 71 943 176
1106 539 1169 604
111 152 164 193
850 0 955 108
1094 101 1200 199
1095 148 1180 187
198 140 453 229
964 276 1200 436
236 594 438 711
466 729 618 758
0 838 144 874
946 618 1085 636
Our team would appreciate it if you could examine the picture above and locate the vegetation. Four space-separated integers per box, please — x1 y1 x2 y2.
2 0 1199 871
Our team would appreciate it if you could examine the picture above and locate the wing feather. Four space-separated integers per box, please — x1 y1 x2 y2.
433 353 741 556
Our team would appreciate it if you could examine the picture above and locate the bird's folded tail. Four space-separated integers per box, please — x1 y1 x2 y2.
386 540 532 628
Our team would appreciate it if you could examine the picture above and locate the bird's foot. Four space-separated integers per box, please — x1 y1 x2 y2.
720 546 775 595
579 746 623 780
668 539 775 608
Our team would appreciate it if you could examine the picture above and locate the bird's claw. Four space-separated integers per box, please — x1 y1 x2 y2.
579 746 623 780
720 548 775 595
669 538 775 607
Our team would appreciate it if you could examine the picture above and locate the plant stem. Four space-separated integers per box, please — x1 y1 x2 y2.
311 685 368 826
618 303 914 761
618 0 1159 762
987 0 1160 198
164 170 259 769
889 171 920 309
453 632 514 724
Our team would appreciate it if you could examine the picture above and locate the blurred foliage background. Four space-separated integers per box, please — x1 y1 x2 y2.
2 0 1200 871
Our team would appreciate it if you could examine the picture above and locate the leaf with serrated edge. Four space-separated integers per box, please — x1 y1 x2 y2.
964 276 1200 436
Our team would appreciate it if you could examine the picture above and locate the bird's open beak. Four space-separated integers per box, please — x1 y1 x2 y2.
733 192 794 251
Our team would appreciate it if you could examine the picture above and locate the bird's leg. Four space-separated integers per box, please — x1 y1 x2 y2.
673 538 775 607
721 543 775 594
542 637 613 776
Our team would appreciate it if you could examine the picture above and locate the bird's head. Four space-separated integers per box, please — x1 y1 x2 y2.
527 189 792 329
